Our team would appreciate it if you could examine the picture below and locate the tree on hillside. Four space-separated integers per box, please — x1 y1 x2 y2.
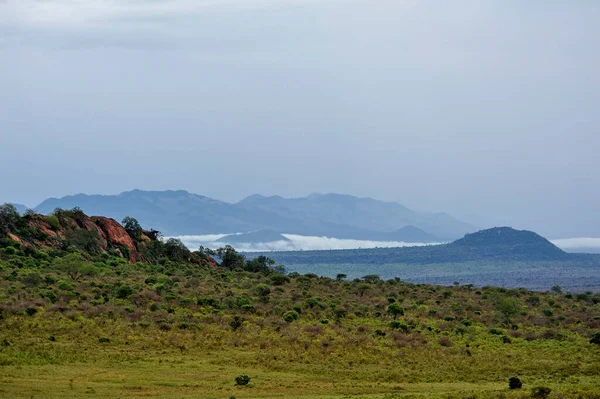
0 203 20 238
213 245 245 270
490 293 521 326
53 253 98 281
122 217 142 240
387 303 405 319
165 238 190 262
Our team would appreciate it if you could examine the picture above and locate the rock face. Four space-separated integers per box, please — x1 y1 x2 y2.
4 210 218 267
92 217 138 261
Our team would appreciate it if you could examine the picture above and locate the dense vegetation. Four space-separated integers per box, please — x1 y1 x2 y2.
1 205 599 398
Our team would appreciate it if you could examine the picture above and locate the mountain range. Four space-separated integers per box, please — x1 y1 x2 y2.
31 189 476 241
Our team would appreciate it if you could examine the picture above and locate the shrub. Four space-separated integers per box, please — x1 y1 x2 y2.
387 303 404 319
488 328 504 335
115 285 134 299
98 337 110 343
270 274 290 286
235 375 250 386
389 321 409 332
230 316 243 331
590 332 600 345
531 386 551 399
542 309 553 317
283 311 299 323
25 307 38 317
438 336 453 347
508 376 522 389
4 246 16 255
46 215 61 231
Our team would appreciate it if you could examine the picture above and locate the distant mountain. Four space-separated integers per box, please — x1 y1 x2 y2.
237 193 473 240
449 227 567 260
217 230 291 245
35 190 475 240
254 227 572 265
378 226 441 243
10 204 28 214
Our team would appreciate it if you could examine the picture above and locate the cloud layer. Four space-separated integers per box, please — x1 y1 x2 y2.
551 238 600 254
171 234 600 254
172 233 443 252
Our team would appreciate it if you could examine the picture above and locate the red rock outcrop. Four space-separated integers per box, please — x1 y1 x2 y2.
92 217 138 262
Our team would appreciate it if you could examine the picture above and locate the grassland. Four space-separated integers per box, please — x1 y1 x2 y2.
0 208 599 398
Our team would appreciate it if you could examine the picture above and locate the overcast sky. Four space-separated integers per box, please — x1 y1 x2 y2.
1 0 599 238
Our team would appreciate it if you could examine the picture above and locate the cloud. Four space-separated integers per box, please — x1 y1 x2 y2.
170 234 600 254
171 233 442 252
552 238 600 253
1 0 328 29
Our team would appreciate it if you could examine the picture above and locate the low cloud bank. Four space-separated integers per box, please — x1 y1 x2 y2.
170 234 600 254
551 238 600 253
171 233 442 252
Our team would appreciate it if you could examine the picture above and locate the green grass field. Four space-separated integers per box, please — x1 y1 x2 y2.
1 209 599 398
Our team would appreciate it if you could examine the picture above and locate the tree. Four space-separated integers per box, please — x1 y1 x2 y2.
122 217 142 239
165 238 190 262
147 229 162 241
53 253 98 281
387 303 405 319
336 273 347 281
362 274 381 283
490 294 520 326
356 283 370 297
245 255 275 274
551 285 562 294
0 203 20 238
214 246 245 270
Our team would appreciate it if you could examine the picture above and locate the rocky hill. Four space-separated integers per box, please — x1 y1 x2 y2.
0 205 216 267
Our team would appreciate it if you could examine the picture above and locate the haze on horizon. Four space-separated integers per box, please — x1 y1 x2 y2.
1 0 599 239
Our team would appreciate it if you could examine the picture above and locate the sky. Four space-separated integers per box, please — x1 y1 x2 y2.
1 0 599 238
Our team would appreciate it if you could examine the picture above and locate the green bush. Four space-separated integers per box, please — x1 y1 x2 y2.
25 307 38 316
387 303 404 319
389 321 409 332
508 376 522 389
283 310 299 322
115 285 134 299
235 375 250 386
4 246 16 255
45 215 61 231
270 274 290 286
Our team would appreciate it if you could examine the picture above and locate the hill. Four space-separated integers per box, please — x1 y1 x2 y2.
33 190 472 240
257 227 571 265
449 227 567 260
246 227 600 291
0 204 216 267
10 203 28 214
